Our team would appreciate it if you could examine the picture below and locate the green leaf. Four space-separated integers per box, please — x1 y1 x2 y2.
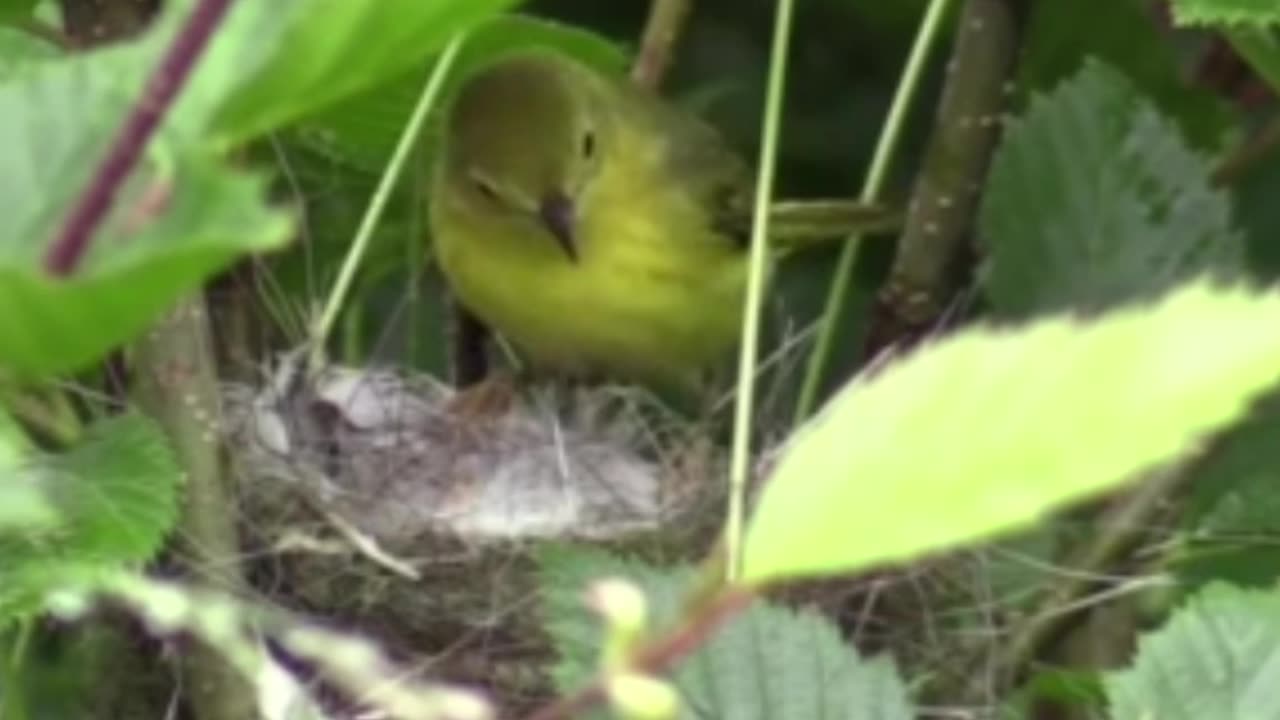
0 405 30 468
0 480 54 532
200 0 519 145
0 14 295 377
0 157 290 376
0 26 58 78
1015 0 1234 149
1105 583 1280 718
1174 393 1280 588
1185 394 1280 534
292 14 629 174
0 413 181 621
1004 668 1107 719
1171 0 1280 25
981 61 1243 319
743 281 1280 584
0 0 36 23
0 409 55 531
538 545 913 720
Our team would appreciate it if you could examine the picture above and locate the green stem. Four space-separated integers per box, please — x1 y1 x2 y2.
725 0 798 582
793 0 957 424
309 33 466 371
1 620 33 720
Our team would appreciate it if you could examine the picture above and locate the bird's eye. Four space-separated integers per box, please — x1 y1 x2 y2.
581 130 596 159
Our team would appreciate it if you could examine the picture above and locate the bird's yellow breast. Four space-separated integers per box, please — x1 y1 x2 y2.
432 129 749 392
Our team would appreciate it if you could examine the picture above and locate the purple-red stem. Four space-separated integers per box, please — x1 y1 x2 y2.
44 0 236 276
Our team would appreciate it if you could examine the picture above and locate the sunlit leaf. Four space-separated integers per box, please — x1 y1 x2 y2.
744 281 1280 583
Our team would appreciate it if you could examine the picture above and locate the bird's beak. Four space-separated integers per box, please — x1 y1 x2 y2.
539 192 578 263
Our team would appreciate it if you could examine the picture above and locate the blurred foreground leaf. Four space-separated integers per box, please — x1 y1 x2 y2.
744 281 1280 583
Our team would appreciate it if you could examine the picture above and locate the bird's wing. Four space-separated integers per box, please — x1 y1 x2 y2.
626 88 755 249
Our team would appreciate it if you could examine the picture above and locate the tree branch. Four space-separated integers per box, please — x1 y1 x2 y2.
865 0 1026 356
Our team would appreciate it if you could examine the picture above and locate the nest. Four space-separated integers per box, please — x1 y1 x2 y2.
221 355 731 705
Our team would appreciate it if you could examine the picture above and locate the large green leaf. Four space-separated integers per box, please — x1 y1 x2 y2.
1105 583 1280 719
0 148 289 375
538 545 913 720
0 413 181 621
292 14 628 175
743 281 1280 584
201 0 520 145
0 11 294 376
0 0 528 377
1171 0 1280 25
0 0 35 23
981 61 1243 319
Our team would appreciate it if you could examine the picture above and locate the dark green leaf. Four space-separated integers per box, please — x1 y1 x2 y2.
982 61 1243 318
1175 393 1280 588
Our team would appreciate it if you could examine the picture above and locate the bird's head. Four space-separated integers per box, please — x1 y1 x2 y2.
440 52 608 263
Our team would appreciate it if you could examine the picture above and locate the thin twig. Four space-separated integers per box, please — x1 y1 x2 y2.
998 465 1188 683
309 34 466 371
44 0 236 276
725 0 797 582
631 0 695 91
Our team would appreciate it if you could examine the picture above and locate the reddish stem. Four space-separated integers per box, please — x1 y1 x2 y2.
44 0 236 276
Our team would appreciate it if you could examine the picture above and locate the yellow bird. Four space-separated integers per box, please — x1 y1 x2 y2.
431 50 891 395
